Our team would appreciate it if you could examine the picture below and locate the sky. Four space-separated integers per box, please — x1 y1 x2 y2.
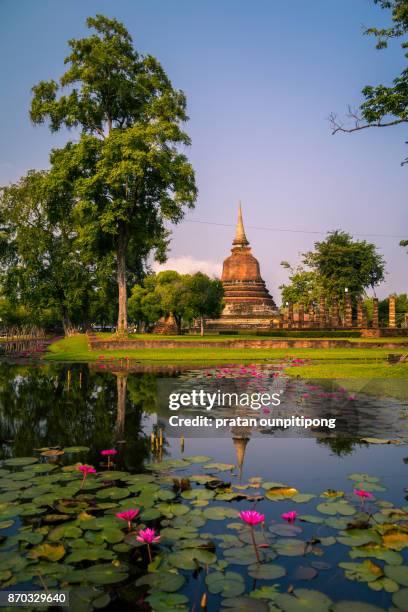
0 0 407 302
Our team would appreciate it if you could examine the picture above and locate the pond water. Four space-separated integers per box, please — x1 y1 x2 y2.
0 361 407 611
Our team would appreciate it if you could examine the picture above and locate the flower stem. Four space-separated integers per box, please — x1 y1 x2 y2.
147 543 152 563
250 526 260 563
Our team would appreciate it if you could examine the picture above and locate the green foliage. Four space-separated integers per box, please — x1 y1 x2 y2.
29 14 197 332
332 1 408 165
279 262 320 308
280 231 385 307
128 271 224 333
304 231 385 304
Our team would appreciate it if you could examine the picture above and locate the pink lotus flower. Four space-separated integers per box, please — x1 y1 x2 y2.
116 508 140 530
137 528 161 562
239 510 265 525
77 464 96 489
137 528 161 544
101 449 118 456
282 511 297 523
77 464 96 475
354 489 374 500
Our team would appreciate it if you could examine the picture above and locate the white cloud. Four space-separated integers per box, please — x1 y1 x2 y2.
152 256 222 278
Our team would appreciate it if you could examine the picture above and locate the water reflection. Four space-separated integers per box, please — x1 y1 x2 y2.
0 362 406 469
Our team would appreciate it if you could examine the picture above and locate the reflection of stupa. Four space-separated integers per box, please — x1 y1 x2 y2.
232 426 251 479
207 204 279 330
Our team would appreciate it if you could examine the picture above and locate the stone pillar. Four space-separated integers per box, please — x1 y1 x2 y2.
372 298 379 329
319 295 326 328
357 298 363 328
287 302 293 329
330 300 340 328
345 293 352 328
298 303 304 328
362 304 368 329
389 295 396 329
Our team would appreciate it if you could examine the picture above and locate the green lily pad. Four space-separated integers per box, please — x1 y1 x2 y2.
48 524 82 541
339 560 383 583
275 588 332 611
316 501 356 516
66 548 116 563
348 473 379 483
324 517 349 530
185 455 212 463
224 545 262 565
393 588 408 611
203 462 235 472
156 503 189 518
275 538 306 557
4 457 38 466
298 515 324 525
23 463 58 473
349 544 403 565
248 563 286 580
223 596 269 610
135 571 185 592
367 576 398 592
269 524 302 537
332 602 386 612
63 446 90 453
384 564 408 586
0 520 14 530
203 506 238 520
249 585 280 600
292 494 316 503
96 487 130 500
145 591 188 611
337 529 381 547
266 486 298 501
168 548 217 569
206 570 245 597
83 563 128 585
27 543 65 562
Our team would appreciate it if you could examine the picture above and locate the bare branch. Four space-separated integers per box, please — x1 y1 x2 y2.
329 106 408 134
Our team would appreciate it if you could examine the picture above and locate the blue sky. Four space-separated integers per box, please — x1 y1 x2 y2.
0 0 407 301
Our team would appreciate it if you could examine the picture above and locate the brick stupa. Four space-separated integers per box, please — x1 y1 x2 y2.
207 204 279 330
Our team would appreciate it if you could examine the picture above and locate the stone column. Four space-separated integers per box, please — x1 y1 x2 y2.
389 295 396 329
345 293 352 328
287 302 293 329
362 304 368 328
298 303 304 329
372 298 379 329
319 295 326 328
331 300 340 328
357 298 363 328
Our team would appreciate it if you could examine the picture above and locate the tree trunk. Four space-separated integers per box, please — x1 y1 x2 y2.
200 316 204 336
116 373 127 439
117 226 128 335
62 307 75 337
174 314 182 335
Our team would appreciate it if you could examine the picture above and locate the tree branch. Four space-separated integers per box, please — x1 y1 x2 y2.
329 107 408 134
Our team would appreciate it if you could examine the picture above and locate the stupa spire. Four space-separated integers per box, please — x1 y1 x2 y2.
233 202 249 247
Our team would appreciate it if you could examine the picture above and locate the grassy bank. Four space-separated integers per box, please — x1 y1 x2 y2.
43 335 408 377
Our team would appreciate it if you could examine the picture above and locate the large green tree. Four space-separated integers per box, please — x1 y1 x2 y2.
30 15 197 333
304 231 386 304
279 262 320 308
184 272 224 335
0 170 101 333
330 0 408 164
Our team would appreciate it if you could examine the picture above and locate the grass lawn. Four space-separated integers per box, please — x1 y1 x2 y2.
44 335 408 378
95 332 408 343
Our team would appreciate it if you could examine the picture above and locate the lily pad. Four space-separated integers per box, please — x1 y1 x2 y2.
384 564 408 586
393 588 408 611
275 538 306 557
383 528 408 550
136 571 185 592
224 545 262 565
316 501 356 516
298 515 324 525
84 563 128 585
66 548 116 563
168 548 217 569
266 486 298 501
292 494 316 503
206 570 245 597
96 487 130 500
332 603 386 612
349 544 403 565
145 591 188 611
269 524 303 537
27 543 65 562
339 560 383 583
223 596 269 610
337 529 381 547
4 457 38 466
248 563 286 580
275 588 332 611
63 446 90 453
203 506 238 520
203 462 235 472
